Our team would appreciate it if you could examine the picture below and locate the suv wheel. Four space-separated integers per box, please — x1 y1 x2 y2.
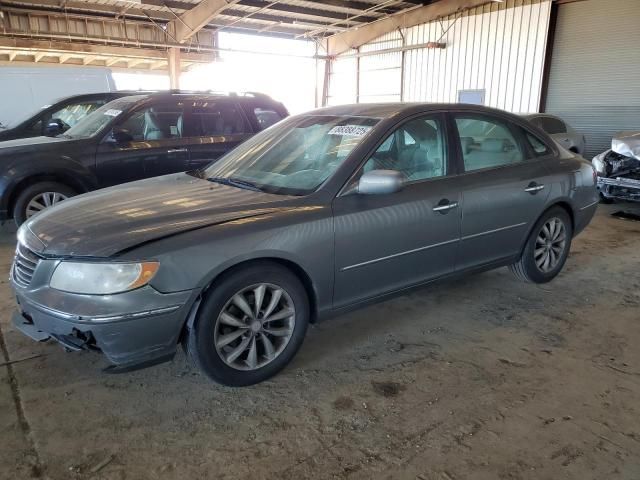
510 206 573 283
13 181 76 226
185 262 309 386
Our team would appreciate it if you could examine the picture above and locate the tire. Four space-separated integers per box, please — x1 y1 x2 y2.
185 262 309 387
509 206 573 284
13 181 76 226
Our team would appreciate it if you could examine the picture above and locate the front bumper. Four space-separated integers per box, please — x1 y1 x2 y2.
12 284 197 369
597 175 640 202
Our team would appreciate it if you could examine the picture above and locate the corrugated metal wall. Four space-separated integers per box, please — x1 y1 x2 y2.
544 0 640 158
328 0 552 113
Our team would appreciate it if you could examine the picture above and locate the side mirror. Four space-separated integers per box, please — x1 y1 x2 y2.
358 170 405 195
109 128 133 145
44 118 66 136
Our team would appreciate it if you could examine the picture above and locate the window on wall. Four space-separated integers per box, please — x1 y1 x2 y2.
458 90 486 106
455 116 524 171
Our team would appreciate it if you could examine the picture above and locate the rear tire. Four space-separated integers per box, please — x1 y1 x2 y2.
510 206 573 284
185 262 309 386
13 181 76 226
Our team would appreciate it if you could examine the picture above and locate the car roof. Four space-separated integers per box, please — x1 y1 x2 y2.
308 102 526 120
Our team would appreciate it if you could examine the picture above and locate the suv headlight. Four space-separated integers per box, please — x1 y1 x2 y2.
50 261 159 295
592 151 608 174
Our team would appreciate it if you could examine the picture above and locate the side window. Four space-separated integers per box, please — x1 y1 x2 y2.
50 101 106 128
362 115 447 181
189 102 248 136
540 116 566 135
524 131 551 157
117 102 184 141
253 107 283 130
455 116 524 172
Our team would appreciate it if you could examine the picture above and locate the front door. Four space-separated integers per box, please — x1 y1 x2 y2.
96 99 188 187
451 113 553 270
185 99 253 171
333 113 461 308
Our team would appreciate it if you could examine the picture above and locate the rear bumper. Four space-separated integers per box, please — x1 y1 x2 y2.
12 286 197 368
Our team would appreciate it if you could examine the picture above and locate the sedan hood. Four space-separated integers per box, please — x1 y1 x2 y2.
0 135 70 153
24 173 297 257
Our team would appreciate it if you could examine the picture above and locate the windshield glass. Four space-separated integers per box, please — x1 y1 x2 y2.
64 95 145 138
202 115 379 196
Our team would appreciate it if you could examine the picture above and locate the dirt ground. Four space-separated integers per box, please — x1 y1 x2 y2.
1 203 640 480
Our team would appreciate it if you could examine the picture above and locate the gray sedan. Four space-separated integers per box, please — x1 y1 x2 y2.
11 103 598 386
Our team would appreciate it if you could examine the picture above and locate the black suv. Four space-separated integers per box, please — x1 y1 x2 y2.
0 92 288 225
0 92 145 141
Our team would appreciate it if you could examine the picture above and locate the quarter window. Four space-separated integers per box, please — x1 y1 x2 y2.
455 117 524 171
363 116 446 181
190 103 248 136
253 108 283 130
525 131 551 156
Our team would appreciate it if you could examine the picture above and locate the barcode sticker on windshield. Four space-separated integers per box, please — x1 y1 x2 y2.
104 109 122 117
328 125 371 137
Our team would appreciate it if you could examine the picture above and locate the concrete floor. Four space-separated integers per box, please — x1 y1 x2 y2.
1 203 640 480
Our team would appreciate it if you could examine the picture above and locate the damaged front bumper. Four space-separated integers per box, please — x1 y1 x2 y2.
11 282 197 372
594 133 640 202
597 174 640 202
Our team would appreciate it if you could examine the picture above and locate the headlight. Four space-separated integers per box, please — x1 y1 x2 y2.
592 151 608 174
50 261 159 295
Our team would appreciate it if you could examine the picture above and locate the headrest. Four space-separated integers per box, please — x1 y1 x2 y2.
481 138 508 152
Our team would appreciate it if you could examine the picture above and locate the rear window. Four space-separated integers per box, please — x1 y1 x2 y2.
539 116 566 135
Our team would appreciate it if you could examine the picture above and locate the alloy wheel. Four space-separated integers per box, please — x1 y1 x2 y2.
214 283 296 371
534 217 567 273
26 192 69 219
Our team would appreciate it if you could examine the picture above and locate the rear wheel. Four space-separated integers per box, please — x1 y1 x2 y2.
185 262 309 386
510 207 573 283
13 181 76 226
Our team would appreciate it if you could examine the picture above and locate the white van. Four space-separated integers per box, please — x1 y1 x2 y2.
0 66 116 129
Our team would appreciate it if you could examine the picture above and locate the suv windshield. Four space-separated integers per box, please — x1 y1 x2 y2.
64 95 146 139
202 115 379 196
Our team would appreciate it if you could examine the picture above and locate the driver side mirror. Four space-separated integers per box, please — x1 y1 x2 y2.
109 128 133 145
44 118 66 136
357 170 406 195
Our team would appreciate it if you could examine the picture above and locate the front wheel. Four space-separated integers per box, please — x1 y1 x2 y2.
13 181 76 226
510 207 573 283
185 262 309 386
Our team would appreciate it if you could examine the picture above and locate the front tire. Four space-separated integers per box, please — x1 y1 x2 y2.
13 181 76 226
186 262 309 387
510 207 573 284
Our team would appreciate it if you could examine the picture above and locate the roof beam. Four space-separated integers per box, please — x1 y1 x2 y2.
167 0 241 43
326 0 494 56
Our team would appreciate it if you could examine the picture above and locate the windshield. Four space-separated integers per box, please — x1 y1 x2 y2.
63 95 145 139
202 115 379 196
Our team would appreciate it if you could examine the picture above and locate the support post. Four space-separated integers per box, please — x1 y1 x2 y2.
168 47 181 90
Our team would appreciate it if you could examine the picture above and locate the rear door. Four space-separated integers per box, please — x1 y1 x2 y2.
451 112 554 270
185 99 253 171
95 98 188 186
333 113 462 308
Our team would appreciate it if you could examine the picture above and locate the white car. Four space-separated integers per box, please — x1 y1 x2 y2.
524 114 586 156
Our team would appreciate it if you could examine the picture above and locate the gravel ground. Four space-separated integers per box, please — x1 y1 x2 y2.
1 203 640 480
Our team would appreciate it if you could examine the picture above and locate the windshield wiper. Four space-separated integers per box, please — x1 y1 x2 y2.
207 176 263 192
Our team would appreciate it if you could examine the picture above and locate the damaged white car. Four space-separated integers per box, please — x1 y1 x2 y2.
593 132 640 202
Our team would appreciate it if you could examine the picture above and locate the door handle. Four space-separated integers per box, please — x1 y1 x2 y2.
432 200 459 213
167 148 188 154
525 182 545 194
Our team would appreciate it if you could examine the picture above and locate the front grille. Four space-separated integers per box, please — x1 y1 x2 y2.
12 243 41 288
